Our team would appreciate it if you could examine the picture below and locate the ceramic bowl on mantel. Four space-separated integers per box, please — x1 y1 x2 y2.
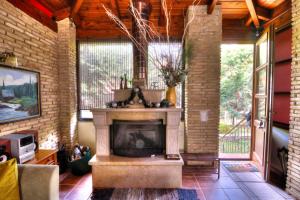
113 89 165 103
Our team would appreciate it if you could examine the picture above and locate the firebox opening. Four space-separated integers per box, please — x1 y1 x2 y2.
110 120 166 157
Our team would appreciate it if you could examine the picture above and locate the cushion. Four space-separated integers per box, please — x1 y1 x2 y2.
0 158 20 200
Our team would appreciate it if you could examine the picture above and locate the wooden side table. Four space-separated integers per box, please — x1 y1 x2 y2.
181 153 220 179
25 149 58 165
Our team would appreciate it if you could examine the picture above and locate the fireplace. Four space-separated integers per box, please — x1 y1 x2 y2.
90 108 183 188
111 120 165 157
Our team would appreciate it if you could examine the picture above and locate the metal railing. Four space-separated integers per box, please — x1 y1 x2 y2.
219 118 251 155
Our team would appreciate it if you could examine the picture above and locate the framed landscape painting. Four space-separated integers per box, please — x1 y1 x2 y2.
0 64 41 124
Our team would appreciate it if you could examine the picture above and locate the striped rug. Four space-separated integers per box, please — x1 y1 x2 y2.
89 188 199 200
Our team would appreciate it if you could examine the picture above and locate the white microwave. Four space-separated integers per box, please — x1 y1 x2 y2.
0 134 35 163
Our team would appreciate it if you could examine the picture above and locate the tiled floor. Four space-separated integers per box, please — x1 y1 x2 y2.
59 161 295 200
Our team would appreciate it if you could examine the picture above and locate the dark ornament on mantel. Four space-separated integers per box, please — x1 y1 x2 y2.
160 99 170 108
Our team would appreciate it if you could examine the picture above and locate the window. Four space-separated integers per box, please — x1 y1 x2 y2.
148 42 183 107
78 41 133 119
78 41 184 120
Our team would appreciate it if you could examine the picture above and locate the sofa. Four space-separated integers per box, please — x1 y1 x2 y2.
18 164 59 200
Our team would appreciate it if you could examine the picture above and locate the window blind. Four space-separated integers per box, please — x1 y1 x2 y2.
79 41 133 111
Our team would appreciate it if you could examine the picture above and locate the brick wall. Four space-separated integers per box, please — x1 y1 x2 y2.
184 6 222 153
286 0 300 198
57 19 78 149
0 0 59 148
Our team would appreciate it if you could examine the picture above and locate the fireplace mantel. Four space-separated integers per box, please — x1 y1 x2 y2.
89 107 183 188
91 108 182 155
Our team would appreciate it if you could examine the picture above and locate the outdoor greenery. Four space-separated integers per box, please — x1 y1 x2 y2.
220 139 251 154
219 123 233 134
220 44 253 125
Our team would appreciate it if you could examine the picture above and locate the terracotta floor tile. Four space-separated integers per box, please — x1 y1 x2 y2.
202 188 229 200
268 184 295 200
223 188 251 200
59 185 74 200
58 161 294 200
197 176 239 189
232 172 264 182
196 176 222 189
218 177 239 189
182 175 199 189
59 171 71 183
64 186 92 200
60 173 83 185
78 173 93 188
196 189 207 200
244 182 285 200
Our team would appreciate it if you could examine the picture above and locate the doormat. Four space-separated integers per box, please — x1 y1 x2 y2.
223 162 259 172
89 188 199 200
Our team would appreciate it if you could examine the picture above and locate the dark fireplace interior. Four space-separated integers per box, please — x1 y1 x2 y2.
110 120 166 157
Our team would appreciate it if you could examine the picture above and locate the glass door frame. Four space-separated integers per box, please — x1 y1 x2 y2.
251 26 274 180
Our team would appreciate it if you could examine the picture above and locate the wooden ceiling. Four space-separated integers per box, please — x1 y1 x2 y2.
7 0 291 42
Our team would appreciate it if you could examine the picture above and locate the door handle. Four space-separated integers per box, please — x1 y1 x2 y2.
259 120 265 128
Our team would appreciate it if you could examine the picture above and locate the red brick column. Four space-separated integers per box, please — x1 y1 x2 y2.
57 19 78 149
184 6 222 154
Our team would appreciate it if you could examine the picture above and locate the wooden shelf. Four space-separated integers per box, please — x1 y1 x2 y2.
25 149 58 165
275 58 292 64
274 91 290 94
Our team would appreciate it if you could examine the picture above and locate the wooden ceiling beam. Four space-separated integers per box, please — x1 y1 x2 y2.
7 0 57 31
245 15 253 26
70 0 84 19
111 0 121 19
52 0 84 25
53 7 71 21
207 0 218 14
223 19 256 44
72 15 82 27
245 0 260 28
256 6 271 21
263 7 291 28
245 6 271 26
158 0 166 26
35 0 55 12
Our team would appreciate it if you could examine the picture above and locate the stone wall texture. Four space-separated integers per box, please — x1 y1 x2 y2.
184 5 222 153
0 0 59 148
57 19 78 149
287 0 300 198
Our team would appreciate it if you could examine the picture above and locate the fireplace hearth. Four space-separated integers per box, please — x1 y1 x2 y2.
111 120 165 157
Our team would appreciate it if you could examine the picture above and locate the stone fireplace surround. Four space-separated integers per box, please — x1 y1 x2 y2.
89 108 183 188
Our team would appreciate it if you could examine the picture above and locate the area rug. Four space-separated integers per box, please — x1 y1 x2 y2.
89 188 199 200
223 162 259 172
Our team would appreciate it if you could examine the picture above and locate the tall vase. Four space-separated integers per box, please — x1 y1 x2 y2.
166 87 176 107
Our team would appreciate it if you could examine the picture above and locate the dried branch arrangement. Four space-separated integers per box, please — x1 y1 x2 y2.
102 0 201 87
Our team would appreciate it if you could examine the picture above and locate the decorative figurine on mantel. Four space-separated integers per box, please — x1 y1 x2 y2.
119 76 124 89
